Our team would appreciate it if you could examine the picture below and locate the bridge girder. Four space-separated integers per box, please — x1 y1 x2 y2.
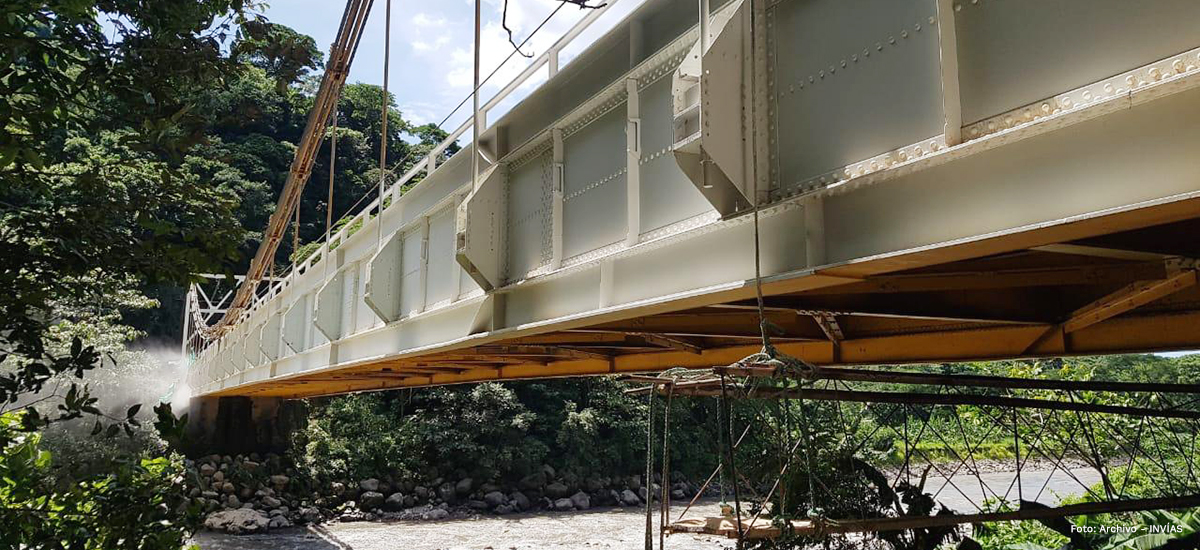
187 0 1200 398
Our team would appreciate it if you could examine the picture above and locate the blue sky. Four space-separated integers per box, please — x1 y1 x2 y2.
261 0 642 132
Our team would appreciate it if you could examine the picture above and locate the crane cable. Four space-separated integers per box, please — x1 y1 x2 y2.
197 0 374 339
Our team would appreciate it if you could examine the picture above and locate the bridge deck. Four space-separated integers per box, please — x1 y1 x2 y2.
188 0 1200 398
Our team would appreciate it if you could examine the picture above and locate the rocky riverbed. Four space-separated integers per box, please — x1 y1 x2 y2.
194 502 732 550
188 453 706 536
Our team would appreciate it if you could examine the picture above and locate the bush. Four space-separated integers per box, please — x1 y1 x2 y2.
0 412 198 550
301 393 411 482
297 377 720 485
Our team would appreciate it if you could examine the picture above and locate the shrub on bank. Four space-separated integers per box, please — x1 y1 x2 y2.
0 412 197 549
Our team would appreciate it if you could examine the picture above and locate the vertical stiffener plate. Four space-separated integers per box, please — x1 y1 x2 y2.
456 163 508 291
364 232 403 323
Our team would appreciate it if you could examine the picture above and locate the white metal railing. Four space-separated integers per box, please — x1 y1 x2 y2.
198 0 623 352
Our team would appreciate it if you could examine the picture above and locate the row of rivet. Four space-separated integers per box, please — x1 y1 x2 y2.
501 28 693 164
507 195 551 230
559 40 692 138
562 91 629 137
777 15 937 97
637 51 689 90
505 161 554 232
639 146 673 165
563 167 629 202
635 211 721 245
776 136 948 199
766 7 781 197
559 37 692 137
964 48 1200 141
509 138 553 170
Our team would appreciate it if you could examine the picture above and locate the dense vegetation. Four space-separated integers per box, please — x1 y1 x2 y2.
0 1 444 547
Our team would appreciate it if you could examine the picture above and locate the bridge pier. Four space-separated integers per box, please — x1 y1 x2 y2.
185 396 302 456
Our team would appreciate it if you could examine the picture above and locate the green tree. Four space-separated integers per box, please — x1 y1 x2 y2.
1 1 257 547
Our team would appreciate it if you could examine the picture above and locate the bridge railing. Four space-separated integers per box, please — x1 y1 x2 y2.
224 0 624 333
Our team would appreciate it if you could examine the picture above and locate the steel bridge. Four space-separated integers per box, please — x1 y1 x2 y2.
186 0 1200 399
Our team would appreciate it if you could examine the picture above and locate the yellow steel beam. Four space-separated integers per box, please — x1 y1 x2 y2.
214 308 1200 398
1062 270 1197 333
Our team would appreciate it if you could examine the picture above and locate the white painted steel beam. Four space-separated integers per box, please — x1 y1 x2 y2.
186 0 1200 397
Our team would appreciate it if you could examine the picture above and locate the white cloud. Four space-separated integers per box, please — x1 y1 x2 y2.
412 12 447 27
445 0 584 94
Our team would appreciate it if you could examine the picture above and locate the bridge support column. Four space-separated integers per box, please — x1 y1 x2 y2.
185 396 303 456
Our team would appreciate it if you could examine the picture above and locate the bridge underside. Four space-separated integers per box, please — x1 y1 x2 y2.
218 199 1200 398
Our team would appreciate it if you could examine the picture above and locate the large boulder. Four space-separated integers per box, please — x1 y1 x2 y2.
437 482 456 503
483 491 507 508
269 475 289 489
204 509 270 534
299 507 322 524
261 496 282 509
620 489 641 506
480 482 502 495
359 478 380 492
359 491 385 510
385 492 406 511
569 491 590 511
545 482 570 499
510 491 531 511
553 498 575 511
455 478 474 496
518 472 547 491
